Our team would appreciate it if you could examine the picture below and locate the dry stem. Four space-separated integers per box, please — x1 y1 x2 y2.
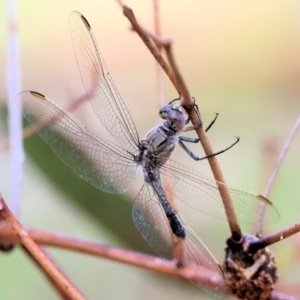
257 114 300 234
0 225 224 291
0 196 85 300
1 222 298 299
22 245 80 300
122 6 180 94
249 222 300 254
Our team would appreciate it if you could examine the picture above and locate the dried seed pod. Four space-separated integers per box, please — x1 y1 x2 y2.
223 234 278 300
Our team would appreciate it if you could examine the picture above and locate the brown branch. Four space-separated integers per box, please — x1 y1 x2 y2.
122 6 180 94
122 4 242 242
248 222 300 254
0 225 224 292
115 0 125 7
2 222 299 299
257 114 300 234
0 196 86 300
22 245 80 300
159 41 242 241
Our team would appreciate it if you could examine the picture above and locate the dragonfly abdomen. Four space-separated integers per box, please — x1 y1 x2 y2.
167 213 186 239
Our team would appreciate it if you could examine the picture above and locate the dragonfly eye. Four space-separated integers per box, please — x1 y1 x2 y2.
159 104 172 120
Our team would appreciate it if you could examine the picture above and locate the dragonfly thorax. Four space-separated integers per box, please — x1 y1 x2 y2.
134 103 185 170
134 124 179 183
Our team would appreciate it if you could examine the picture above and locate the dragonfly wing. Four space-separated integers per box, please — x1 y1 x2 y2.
132 183 227 299
20 91 137 194
133 184 174 260
183 229 227 298
160 160 279 224
69 11 139 154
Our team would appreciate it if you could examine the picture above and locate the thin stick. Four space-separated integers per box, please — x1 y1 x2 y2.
2 220 299 298
257 114 300 234
122 4 242 242
122 6 180 94
22 245 79 300
162 44 242 240
0 225 224 290
0 196 86 300
115 0 125 7
249 222 300 254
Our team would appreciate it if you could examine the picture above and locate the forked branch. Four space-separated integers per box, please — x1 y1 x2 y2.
1 222 298 300
0 225 224 291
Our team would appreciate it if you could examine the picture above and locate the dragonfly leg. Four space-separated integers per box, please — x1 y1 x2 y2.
183 97 199 125
168 97 203 128
168 97 181 105
178 137 240 161
182 122 202 133
205 113 219 132
179 114 219 143
179 136 199 143
183 112 219 132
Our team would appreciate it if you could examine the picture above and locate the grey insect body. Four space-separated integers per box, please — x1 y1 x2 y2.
135 104 186 238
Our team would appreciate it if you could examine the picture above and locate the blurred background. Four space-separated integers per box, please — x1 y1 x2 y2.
0 0 300 299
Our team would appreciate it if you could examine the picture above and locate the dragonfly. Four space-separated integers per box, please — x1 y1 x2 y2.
19 11 279 298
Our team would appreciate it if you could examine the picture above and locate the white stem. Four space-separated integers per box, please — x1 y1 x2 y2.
6 0 24 217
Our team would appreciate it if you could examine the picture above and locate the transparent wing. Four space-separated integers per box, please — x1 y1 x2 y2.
132 184 227 299
160 160 279 224
69 11 139 154
20 91 137 194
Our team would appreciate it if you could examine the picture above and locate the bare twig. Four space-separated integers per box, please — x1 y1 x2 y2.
115 0 125 7
0 225 224 291
249 222 300 254
122 6 180 94
22 245 80 300
2 223 298 299
122 4 242 242
0 195 86 300
257 114 300 234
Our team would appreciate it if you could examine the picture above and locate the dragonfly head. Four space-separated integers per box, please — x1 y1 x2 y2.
159 104 186 132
